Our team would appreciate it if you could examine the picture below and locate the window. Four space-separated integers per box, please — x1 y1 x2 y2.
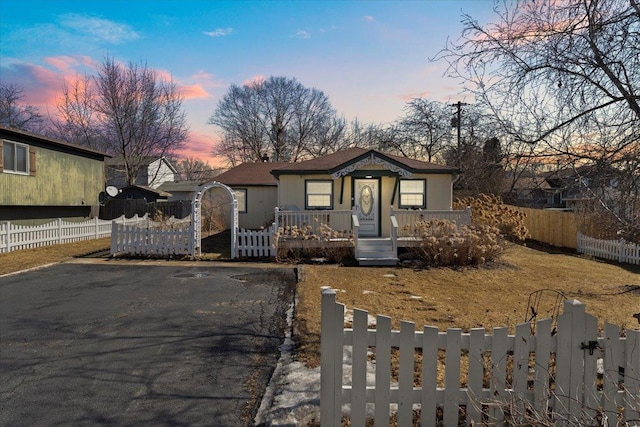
399 179 426 208
305 180 333 209
235 189 247 213
2 140 29 174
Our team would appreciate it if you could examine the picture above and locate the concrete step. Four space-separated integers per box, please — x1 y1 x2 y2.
358 257 398 266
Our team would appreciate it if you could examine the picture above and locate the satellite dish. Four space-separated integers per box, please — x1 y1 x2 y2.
98 192 109 206
106 186 119 197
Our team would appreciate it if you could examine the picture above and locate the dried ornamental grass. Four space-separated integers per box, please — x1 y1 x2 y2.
454 193 529 241
404 219 507 266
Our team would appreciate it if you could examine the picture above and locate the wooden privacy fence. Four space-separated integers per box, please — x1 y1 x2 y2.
237 225 276 257
110 217 191 257
0 215 146 253
321 289 640 427
578 232 640 265
512 206 578 249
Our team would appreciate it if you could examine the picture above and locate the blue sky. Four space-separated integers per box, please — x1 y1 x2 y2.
0 0 496 164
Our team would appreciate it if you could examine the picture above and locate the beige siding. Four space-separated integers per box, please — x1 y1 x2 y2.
278 171 454 237
241 186 278 229
212 185 278 230
0 145 104 206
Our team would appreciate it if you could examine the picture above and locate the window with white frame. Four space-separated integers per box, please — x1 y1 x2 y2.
235 189 247 213
399 179 426 208
305 180 333 209
2 140 29 174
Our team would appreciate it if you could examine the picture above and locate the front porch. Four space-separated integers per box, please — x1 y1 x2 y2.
273 207 471 266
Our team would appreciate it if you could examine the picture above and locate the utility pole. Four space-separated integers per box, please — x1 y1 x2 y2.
451 101 469 167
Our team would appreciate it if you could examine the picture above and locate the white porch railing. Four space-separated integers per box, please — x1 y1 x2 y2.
577 232 640 265
274 207 353 235
391 207 471 237
321 289 640 426
0 215 147 253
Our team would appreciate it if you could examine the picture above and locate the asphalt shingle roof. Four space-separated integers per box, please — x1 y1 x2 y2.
214 162 289 186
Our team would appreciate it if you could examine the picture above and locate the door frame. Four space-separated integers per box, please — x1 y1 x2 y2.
351 176 382 237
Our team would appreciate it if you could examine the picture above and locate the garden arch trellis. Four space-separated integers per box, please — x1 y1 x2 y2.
190 181 238 258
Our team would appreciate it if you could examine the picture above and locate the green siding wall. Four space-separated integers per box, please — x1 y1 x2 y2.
0 146 104 206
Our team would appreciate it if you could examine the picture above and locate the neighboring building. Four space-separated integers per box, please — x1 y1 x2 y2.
215 162 289 229
0 126 109 222
156 180 205 201
114 185 170 203
106 156 177 190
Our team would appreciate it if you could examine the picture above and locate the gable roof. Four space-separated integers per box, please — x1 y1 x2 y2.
215 161 289 186
106 156 178 173
0 125 109 160
270 147 459 177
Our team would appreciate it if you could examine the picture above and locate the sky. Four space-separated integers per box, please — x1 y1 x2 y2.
0 0 497 166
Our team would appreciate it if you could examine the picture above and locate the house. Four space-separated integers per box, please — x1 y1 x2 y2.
543 165 619 210
215 161 289 229
217 148 464 264
0 126 109 223
271 147 460 238
502 174 553 208
106 156 177 190
156 180 206 201
114 185 170 202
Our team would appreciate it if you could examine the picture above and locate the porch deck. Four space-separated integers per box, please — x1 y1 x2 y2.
274 207 471 266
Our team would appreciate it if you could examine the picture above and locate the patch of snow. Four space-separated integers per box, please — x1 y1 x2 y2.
257 303 379 425
362 290 375 294
410 295 423 299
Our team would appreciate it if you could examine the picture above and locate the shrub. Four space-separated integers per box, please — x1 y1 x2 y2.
274 222 354 263
454 194 529 241
404 219 506 267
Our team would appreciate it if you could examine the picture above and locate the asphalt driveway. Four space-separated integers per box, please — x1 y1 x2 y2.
0 260 295 426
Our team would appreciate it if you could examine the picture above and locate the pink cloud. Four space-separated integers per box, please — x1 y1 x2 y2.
398 91 432 102
176 131 225 166
179 84 209 99
2 61 66 108
242 75 265 88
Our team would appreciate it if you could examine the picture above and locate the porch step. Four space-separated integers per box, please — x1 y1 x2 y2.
357 238 398 266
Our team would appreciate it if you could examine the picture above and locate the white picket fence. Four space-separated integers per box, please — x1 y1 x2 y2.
237 225 276 257
0 215 148 254
577 232 640 265
110 217 191 257
321 289 640 427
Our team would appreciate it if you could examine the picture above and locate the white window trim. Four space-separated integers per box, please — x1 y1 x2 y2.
399 179 426 209
305 180 333 210
235 189 247 213
2 140 29 175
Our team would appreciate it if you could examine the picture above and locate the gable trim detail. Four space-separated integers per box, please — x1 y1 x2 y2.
331 152 413 179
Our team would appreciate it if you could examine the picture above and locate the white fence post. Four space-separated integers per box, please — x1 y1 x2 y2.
57 218 62 244
320 294 639 425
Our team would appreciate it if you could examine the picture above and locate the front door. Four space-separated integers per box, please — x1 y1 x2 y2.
354 178 379 237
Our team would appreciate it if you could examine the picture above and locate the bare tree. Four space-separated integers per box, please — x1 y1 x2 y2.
0 83 46 132
51 75 106 151
173 157 221 182
395 99 453 162
57 56 189 185
209 76 344 164
438 0 640 222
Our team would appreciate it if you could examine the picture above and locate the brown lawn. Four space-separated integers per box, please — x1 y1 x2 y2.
294 243 640 368
0 238 111 276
